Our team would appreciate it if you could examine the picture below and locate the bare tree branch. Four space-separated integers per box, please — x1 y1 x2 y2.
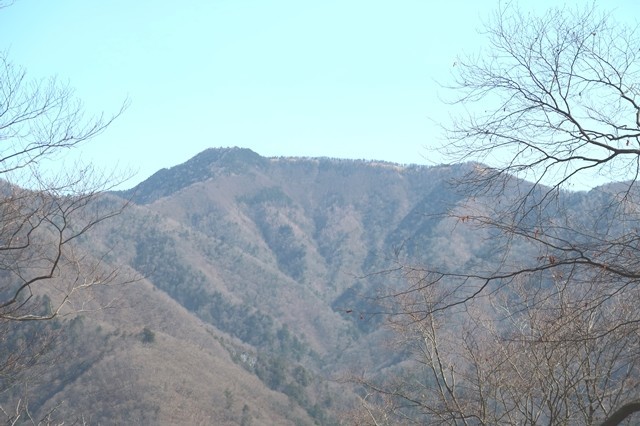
359 2 640 424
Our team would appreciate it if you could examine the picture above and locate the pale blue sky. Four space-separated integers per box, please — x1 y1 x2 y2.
1 1 637 189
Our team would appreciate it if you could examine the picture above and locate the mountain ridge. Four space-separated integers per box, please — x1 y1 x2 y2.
120 147 459 205
5 147 615 424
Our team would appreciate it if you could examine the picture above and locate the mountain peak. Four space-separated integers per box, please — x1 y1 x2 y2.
191 147 263 166
121 147 267 204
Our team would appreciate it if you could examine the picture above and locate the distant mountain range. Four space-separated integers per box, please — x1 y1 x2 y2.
2 147 612 425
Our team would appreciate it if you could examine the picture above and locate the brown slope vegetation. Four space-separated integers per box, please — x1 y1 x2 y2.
37 148 632 425
111 150 484 414
4 148 508 424
33 278 315 425
7 269 317 425
124 149 473 355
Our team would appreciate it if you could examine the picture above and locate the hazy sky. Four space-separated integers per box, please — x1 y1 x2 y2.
1 1 638 188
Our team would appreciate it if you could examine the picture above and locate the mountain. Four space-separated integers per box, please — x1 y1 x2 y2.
2 147 600 424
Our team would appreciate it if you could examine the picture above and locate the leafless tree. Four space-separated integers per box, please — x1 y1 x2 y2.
419 0 640 315
352 268 640 425
0 51 128 321
357 2 640 425
0 7 129 421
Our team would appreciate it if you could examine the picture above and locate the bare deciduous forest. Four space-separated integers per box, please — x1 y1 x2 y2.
2 2 640 425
